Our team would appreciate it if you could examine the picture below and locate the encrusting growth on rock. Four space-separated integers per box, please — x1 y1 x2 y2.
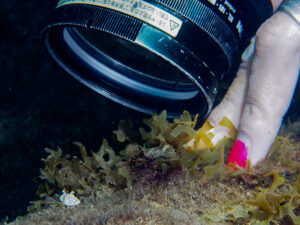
9 111 300 225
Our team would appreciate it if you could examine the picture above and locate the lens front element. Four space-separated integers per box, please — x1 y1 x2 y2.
43 0 273 118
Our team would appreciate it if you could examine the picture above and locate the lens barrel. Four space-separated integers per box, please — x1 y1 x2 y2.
42 0 273 118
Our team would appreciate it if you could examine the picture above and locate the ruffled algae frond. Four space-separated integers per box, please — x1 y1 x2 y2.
9 111 300 225
247 171 300 224
38 139 132 197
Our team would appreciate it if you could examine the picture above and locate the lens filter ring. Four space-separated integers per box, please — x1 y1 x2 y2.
42 0 272 118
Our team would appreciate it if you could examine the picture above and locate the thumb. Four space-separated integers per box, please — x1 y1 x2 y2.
229 11 300 166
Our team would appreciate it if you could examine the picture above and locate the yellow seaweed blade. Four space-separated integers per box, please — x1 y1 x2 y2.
192 113 198 128
195 130 214 149
193 120 215 150
192 117 237 151
170 125 196 138
247 191 276 216
198 120 214 133
174 110 192 124
204 147 225 178
264 171 285 192
219 117 237 139
279 200 300 224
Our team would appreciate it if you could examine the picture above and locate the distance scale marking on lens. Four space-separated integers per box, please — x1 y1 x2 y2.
207 0 243 38
57 0 183 37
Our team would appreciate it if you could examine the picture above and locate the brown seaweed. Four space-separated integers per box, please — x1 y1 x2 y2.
18 110 300 225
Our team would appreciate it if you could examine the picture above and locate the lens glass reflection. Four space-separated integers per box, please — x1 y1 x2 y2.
76 28 193 85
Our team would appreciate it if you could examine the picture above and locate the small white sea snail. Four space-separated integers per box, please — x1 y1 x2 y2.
59 190 80 206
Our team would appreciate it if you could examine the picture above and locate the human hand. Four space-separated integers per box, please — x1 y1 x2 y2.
203 0 300 167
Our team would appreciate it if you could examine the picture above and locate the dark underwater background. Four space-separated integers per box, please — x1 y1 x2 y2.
1 0 299 223
1 0 146 222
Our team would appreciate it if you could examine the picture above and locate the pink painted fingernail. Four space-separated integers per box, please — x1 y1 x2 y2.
226 140 248 168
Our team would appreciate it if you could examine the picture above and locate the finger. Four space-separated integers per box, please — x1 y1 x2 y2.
232 12 300 166
206 38 255 145
271 0 283 11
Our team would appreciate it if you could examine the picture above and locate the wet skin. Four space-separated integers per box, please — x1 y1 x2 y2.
205 0 300 165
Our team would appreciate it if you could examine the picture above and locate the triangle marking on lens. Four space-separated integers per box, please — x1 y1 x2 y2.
170 20 179 31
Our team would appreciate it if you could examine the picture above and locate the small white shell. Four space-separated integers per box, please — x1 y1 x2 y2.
60 191 80 206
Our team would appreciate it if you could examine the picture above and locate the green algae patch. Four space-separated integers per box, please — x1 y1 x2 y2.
10 111 300 225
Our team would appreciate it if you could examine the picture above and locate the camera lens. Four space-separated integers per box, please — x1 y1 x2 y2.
76 27 192 84
42 0 273 118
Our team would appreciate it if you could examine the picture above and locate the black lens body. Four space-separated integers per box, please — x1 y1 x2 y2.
42 0 273 118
